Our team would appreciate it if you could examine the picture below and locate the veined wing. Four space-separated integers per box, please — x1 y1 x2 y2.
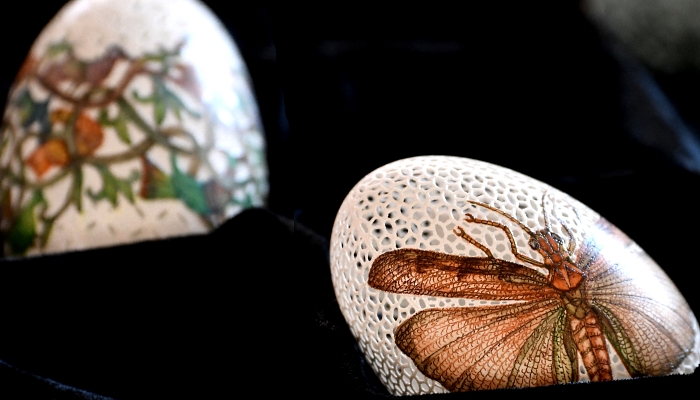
395 300 577 391
578 218 696 376
369 248 554 301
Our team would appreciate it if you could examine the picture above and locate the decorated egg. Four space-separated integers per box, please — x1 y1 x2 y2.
329 156 699 395
0 0 267 256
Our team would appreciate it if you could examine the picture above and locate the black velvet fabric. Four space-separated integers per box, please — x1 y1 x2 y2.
1 1 699 398
0 208 297 399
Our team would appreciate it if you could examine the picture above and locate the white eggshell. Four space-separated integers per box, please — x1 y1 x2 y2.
329 155 699 395
0 0 267 256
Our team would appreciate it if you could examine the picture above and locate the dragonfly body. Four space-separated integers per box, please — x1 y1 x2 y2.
368 196 695 391
534 228 613 382
561 286 612 381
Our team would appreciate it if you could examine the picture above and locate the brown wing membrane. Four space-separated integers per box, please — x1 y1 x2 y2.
369 248 554 301
395 299 572 391
579 218 696 376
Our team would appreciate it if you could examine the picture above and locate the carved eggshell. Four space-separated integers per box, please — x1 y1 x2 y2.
329 156 699 395
0 0 267 256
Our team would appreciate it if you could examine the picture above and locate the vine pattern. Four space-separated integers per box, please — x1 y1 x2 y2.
0 40 265 255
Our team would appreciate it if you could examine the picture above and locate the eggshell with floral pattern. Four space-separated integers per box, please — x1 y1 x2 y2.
0 0 267 256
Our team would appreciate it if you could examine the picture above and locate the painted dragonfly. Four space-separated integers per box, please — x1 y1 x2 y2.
368 195 696 391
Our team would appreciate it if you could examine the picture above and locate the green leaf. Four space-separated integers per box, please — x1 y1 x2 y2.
88 165 139 207
7 191 44 255
154 98 166 125
47 41 72 57
132 90 155 103
118 172 139 204
153 78 178 122
172 106 182 121
114 116 130 144
90 166 118 206
141 45 181 62
132 77 200 126
118 97 153 136
72 169 83 212
98 109 109 124
170 154 209 214
99 106 132 145
140 157 176 200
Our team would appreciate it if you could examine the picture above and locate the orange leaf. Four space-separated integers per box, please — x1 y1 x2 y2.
26 139 70 177
49 109 104 157
74 113 104 156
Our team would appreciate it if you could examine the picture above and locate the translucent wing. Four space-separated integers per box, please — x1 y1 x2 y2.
369 248 554 301
395 300 577 391
578 218 696 376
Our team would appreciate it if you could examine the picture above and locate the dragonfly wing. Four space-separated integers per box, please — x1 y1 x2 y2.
580 218 696 376
369 248 553 301
508 304 579 387
395 299 574 391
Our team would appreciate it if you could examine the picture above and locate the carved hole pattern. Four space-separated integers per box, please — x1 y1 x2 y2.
329 156 695 395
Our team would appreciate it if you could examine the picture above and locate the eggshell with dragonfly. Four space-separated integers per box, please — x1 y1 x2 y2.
0 0 267 256
329 155 699 395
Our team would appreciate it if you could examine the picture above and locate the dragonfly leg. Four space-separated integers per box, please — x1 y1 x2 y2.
463 213 543 267
453 225 493 258
467 201 535 236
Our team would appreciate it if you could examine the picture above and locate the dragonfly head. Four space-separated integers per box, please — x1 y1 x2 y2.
528 229 566 260
529 229 584 291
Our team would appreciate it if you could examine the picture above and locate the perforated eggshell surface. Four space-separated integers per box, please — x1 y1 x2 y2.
0 0 267 256
329 156 699 395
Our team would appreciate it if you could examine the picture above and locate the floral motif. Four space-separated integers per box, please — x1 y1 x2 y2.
0 40 265 256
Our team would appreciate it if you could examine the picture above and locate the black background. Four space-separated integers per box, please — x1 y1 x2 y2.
1 1 699 398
